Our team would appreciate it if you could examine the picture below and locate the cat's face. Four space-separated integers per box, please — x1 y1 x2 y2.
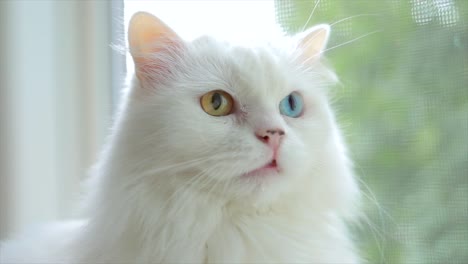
125 12 346 205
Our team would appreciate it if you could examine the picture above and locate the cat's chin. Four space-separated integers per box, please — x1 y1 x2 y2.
241 159 280 179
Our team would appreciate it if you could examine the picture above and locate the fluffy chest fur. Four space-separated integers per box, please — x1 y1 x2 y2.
77 189 357 263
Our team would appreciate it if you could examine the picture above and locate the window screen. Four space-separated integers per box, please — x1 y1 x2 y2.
275 0 467 263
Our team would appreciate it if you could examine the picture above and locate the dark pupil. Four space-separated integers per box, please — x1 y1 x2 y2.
212 93 222 110
288 95 296 111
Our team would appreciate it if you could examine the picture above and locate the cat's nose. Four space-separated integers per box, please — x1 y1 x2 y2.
255 128 285 149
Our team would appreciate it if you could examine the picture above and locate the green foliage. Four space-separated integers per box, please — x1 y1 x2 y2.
275 0 468 263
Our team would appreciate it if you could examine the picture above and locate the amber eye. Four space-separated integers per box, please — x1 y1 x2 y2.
200 90 234 116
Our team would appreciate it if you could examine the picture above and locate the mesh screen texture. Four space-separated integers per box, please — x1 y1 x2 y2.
275 0 468 263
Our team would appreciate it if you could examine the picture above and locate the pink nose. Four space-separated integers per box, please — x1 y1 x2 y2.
255 128 285 150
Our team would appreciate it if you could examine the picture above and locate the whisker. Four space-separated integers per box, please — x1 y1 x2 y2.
136 154 216 178
301 0 322 32
322 30 382 55
352 161 397 264
303 30 382 64
357 176 396 226
160 169 210 212
308 158 390 262
329 14 380 28
203 171 223 200
360 213 387 264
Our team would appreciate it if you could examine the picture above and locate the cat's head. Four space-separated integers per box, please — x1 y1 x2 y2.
118 12 357 210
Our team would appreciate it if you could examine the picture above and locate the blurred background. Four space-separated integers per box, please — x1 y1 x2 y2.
0 1 467 263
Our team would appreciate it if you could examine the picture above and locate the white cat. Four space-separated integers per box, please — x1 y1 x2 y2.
0 12 360 263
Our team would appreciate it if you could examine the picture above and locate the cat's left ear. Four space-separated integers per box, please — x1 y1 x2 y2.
296 24 330 61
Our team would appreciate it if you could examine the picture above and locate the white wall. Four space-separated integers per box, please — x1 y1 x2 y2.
0 0 121 239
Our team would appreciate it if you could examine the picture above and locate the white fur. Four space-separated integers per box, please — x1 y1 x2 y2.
1 31 360 263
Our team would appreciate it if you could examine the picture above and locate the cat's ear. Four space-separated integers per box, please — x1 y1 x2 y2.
296 24 330 61
128 12 183 80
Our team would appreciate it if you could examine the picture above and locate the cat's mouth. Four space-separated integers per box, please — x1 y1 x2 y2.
242 159 279 178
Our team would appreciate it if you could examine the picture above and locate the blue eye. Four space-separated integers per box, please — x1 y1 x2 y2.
279 92 304 118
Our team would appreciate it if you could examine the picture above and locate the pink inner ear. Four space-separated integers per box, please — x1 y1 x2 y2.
133 38 185 83
296 25 330 64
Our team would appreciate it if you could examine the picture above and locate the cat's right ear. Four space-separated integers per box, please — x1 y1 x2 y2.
296 24 330 63
128 12 183 81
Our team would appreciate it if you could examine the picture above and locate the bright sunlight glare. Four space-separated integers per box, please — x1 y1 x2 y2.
124 0 284 74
